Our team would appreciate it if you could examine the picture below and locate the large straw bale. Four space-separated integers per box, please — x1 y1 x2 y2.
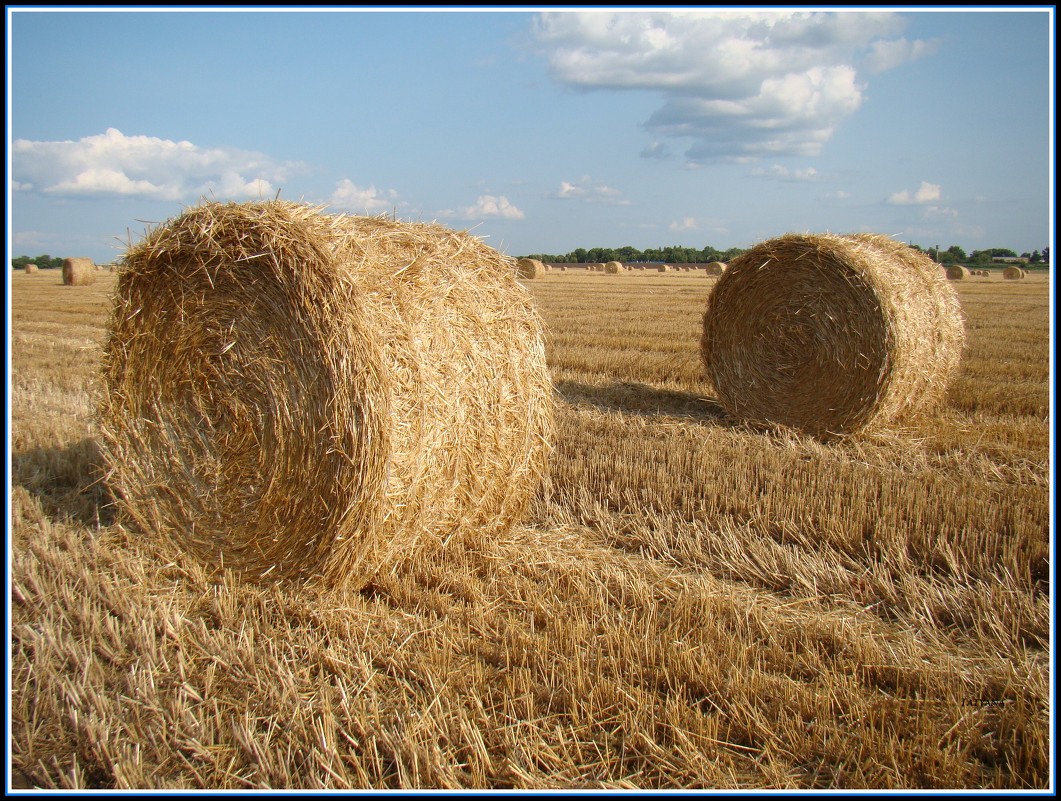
1002 266 1026 280
516 258 545 279
62 257 96 285
945 265 970 280
99 200 554 587
701 232 965 439
24 263 38 274
604 261 623 274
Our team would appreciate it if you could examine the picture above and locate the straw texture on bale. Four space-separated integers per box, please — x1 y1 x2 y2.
1002 266 1026 280
701 232 965 439
945 265 970 280
704 262 727 276
516 258 545 279
99 200 554 587
62 257 96 286
604 261 623 274
24 263 38 274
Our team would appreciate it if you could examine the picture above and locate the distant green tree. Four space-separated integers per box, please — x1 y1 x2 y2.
945 245 967 264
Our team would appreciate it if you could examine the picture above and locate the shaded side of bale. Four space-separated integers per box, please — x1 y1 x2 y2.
1002 266 1026 280
516 258 545 279
604 261 623 274
62 257 97 285
701 232 965 439
945 265 970 280
704 261 727 276
99 200 554 587
24 263 38 274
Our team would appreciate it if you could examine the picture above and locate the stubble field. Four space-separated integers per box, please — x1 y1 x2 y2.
8 266 1052 790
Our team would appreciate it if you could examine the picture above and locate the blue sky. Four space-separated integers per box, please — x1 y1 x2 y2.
6 6 1055 263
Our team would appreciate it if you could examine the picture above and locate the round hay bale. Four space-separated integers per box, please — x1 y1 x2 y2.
1002 266 1026 280
604 261 623 274
658 264 672 272
945 265 970 280
516 257 545 279
99 200 554 587
701 232 965 439
62 257 97 285
704 261 727 276
558 264 568 272
24 263 38 274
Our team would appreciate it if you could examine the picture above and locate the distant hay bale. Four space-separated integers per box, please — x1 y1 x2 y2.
658 264 672 272
24 263 38 274
1002 266 1026 280
516 258 546 279
945 265 970 280
558 264 568 272
704 261 727 276
62 257 97 286
701 232 965 439
99 200 554 587
604 261 623 274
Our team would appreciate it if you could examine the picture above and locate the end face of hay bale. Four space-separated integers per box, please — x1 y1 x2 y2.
1002 266 1026 280
945 265 970 280
100 200 554 587
701 232 965 438
62 257 97 285
704 262 727 276
604 261 623 274
516 257 545 279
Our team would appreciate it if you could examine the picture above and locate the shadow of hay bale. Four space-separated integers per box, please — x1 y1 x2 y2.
10 438 117 528
555 379 728 423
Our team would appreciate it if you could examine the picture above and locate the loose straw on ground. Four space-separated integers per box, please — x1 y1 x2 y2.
99 200 554 587
701 232 965 439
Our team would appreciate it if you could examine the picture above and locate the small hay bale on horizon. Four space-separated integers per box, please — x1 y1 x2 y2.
24 263 38 274
701 232 965 440
604 261 623 274
658 264 672 272
99 200 555 588
704 261 727 276
945 265 970 280
62 257 97 286
1002 266 1026 280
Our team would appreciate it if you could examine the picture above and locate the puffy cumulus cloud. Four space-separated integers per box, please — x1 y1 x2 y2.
550 175 630 205
640 141 674 160
329 179 397 213
11 128 300 201
887 181 941 205
532 10 936 161
440 195 525 220
750 164 820 181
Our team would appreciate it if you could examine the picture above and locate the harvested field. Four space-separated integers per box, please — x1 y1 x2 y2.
8 266 1052 790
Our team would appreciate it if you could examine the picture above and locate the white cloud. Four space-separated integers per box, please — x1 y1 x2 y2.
863 37 941 74
887 181 941 205
550 175 630 205
532 10 936 162
640 141 673 160
440 194 525 220
329 179 396 213
668 217 699 232
11 128 301 201
922 205 958 219
750 164 819 181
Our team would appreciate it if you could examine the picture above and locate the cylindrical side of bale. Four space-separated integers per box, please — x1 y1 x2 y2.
701 232 965 439
516 257 545 279
945 265 970 280
1002 266 1025 280
62 257 97 285
99 200 554 587
24 263 38 274
704 261 727 276
604 261 623 274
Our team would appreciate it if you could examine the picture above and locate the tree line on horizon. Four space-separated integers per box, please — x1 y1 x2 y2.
521 243 1050 267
